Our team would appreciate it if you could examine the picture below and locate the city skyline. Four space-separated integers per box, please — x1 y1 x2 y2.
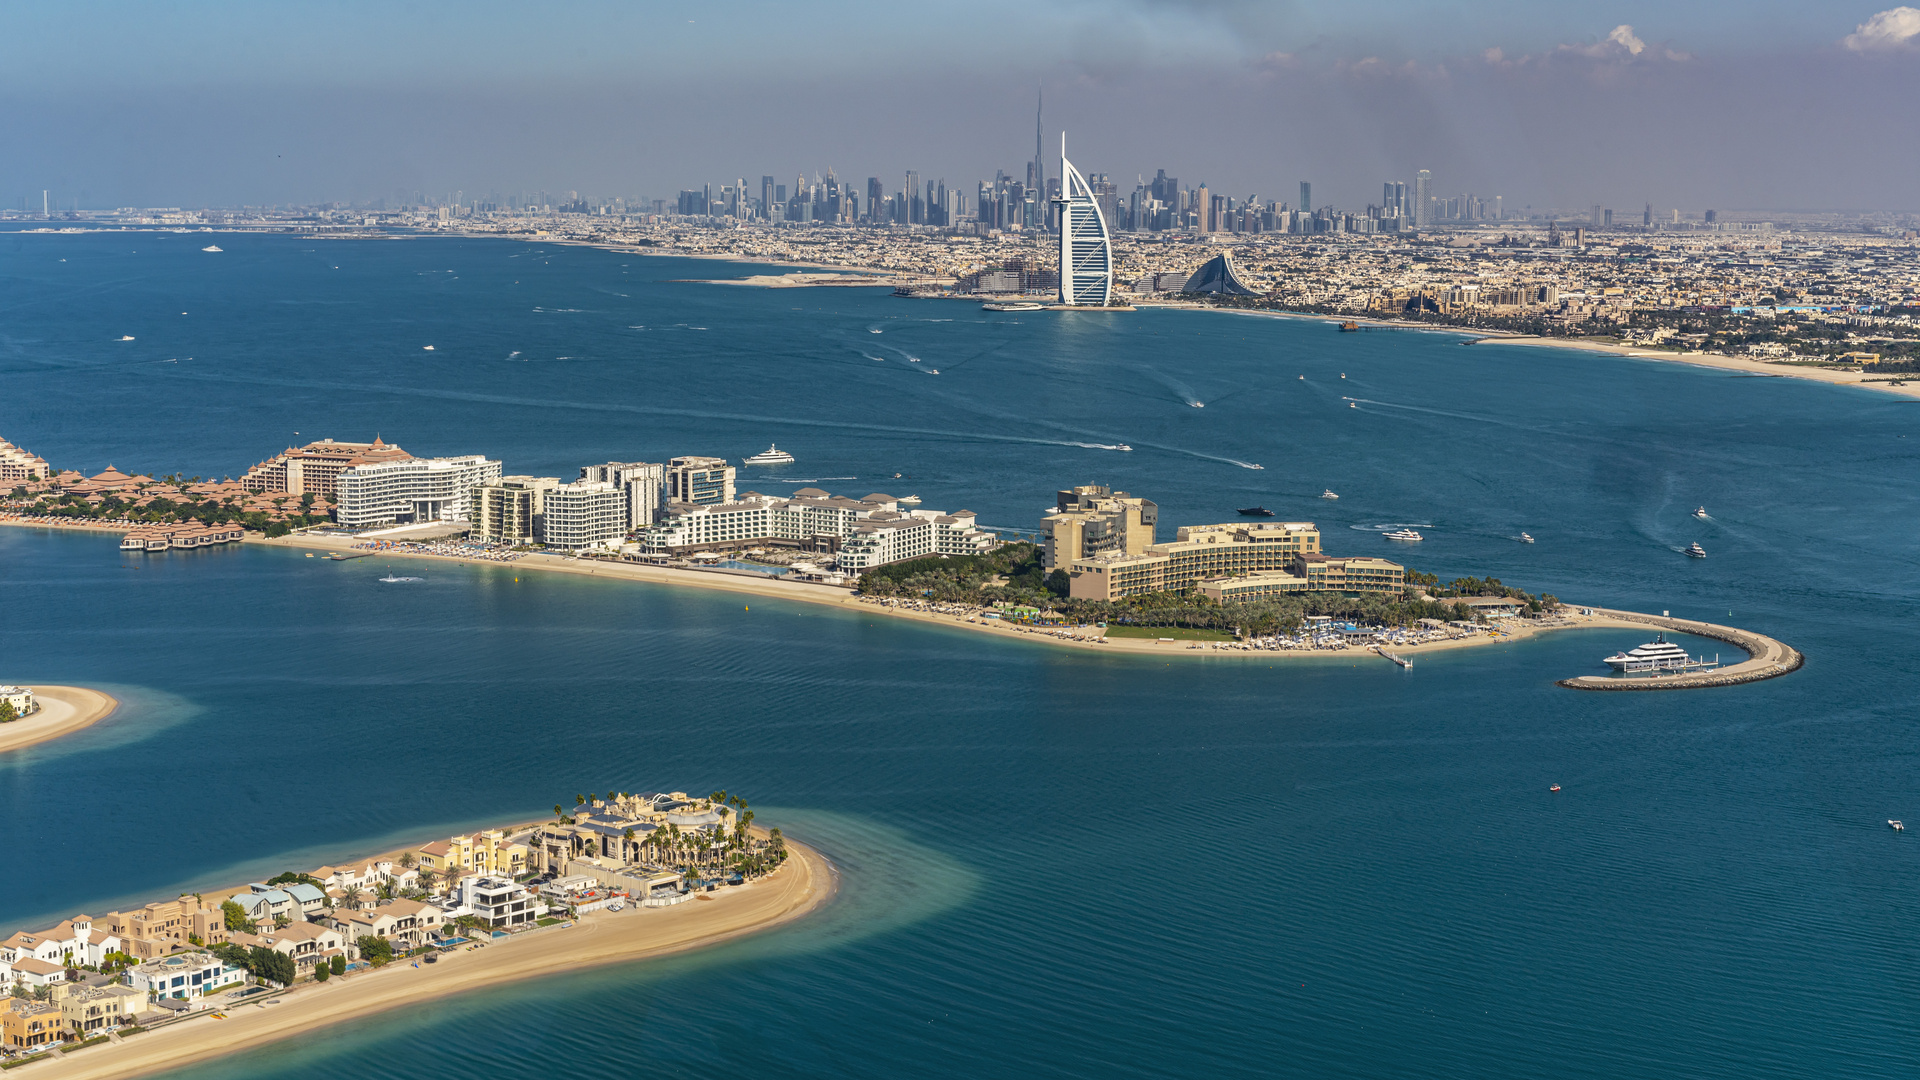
4 4 1919 211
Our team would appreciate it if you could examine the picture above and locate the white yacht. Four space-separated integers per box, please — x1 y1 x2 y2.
898 495 922 505
1519 532 1535 543
982 301 1042 312
1603 633 1694 672
201 244 222 252
742 444 795 465
1692 506 1708 519
1685 542 1707 558
1384 529 1423 542
1320 490 1339 500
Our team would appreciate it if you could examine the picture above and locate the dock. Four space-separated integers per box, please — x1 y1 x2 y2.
326 552 372 561
1558 607 1802 691
1371 646 1412 669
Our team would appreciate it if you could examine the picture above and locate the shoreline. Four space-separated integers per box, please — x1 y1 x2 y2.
1469 334 1920 402
0 685 118 755
255 531 1658 662
28 836 832 1080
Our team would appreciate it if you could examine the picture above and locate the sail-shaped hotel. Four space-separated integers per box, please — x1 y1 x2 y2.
1054 135 1113 307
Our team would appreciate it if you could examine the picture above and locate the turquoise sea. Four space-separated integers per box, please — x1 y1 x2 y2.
2 228 1918 1077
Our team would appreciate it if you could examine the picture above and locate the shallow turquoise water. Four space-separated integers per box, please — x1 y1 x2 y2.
2 230 1918 1077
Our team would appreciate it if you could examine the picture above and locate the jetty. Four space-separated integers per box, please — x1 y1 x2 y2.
1558 607 1802 691
1371 645 1412 669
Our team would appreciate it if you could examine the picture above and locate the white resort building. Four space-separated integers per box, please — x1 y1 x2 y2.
639 488 996 570
334 455 502 528
539 480 630 550
1053 134 1113 307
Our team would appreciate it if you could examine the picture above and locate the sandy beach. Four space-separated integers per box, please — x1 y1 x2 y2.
28 839 831 1080
0 685 118 755
1471 335 1920 401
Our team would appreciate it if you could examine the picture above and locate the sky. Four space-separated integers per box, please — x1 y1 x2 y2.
5 0 1919 213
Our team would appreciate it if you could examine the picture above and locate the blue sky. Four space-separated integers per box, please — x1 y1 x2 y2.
5 1 1918 210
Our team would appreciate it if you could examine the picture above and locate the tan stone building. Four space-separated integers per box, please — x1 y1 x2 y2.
417 831 529 879
100 897 230 960
241 436 412 497
1065 518 1403 602
1042 485 1158 571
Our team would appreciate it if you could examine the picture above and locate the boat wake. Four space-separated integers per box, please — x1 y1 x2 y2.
1350 523 1436 532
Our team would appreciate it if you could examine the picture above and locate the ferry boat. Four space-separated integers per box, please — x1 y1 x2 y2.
1320 490 1339 500
1692 506 1708 518
1519 532 1535 544
1685 542 1707 558
1237 506 1274 517
742 444 795 465
1384 529 1423 542
1603 633 1695 672
982 301 1042 312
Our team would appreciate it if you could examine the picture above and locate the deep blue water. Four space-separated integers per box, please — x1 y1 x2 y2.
3 230 1919 1078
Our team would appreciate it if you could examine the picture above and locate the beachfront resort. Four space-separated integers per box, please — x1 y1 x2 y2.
0 791 785 1062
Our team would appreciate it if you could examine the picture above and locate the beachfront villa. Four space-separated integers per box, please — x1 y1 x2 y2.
417 830 530 880
125 953 247 1001
1046 487 1405 602
0 686 34 717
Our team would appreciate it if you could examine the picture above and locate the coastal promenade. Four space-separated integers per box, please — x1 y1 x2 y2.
1558 607 1803 691
0 686 117 755
23 838 831 1080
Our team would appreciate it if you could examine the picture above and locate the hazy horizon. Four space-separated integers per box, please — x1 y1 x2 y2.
7 0 1919 214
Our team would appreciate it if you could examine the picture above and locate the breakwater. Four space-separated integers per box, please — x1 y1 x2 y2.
1558 606 1804 691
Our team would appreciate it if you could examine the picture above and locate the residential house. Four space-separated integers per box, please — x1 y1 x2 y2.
417 831 528 880
0 1000 62 1050
9 957 68 990
330 898 444 952
126 952 245 1000
232 888 296 927
99 896 229 959
56 984 142 1035
462 878 543 930
281 883 328 917
246 922 346 978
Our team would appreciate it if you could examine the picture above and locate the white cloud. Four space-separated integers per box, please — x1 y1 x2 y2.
1843 7 1920 51
1562 24 1646 58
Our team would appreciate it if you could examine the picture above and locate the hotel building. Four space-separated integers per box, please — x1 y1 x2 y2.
1042 485 1158 570
0 436 50 483
540 480 629 550
242 437 412 497
1058 509 1404 602
334 455 502 528
665 456 735 507
580 461 667 528
640 488 996 568
1054 135 1114 306
470 475 561 544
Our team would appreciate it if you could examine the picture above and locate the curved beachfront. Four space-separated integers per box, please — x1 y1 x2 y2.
0 685 118 755
25 837 832 1080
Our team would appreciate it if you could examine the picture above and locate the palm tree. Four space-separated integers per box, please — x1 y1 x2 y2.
340 884 363 909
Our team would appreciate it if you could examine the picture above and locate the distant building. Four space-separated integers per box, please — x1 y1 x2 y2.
641 488 995 568
1299 181 1311 214
0 436 50 483
1413 170 1431 228
540 480 628 550
1054 135 1113 306
664 456 735 507
580 461 666 527
1183 253 1258 296
334 455 501 528
1042 485 1157 571
242 437 412 497
1059 514 1404 602
471 475 561 544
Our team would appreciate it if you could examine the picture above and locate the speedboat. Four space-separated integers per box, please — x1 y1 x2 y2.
1685 542 1707 558
1320 490 1339 500
1237 507 1274 517
1549 784 1561 792
1298 375 1305 380
1340 373 1347 379
1190 401 1205 408
1891 820 1905 831
201 244 222 252
1384 529 1423 542
1349 402 1357 408
1116 444 1132 452
1519 533 1535 543
743 444 795 465
1692 506 1708 518
1603 633 1693 672
379 574 423 583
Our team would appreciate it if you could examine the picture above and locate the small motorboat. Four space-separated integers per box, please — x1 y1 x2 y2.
1237 507 1274 517
1348 402 1357 409
1549 784 1561 792
1190 401 1205 408
201 244 222 252
1385 529 1423 542
1340 373 1347 379
1891 820 1905 831
1692 506 1708 518
422 345 435 351
1321 490 1339 499
1519 533 1535 544
1116 444 1132 452
1685 542 1707 558
1298 374 1305 380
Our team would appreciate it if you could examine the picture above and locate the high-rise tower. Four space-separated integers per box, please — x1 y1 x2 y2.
1054 134 1112 307
1413 170 1432 228
1032 87 1045 231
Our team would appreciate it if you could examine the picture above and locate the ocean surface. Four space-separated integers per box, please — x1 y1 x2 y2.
2 228 1918 1078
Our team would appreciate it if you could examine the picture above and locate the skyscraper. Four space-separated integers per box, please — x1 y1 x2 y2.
1299 181 1311 214
1054 135 1112 307
905 171 921 225
1196 184 1211 232
760 176 774 220
1032 87 1045 230
1413 171 1431 228
867 178 883 223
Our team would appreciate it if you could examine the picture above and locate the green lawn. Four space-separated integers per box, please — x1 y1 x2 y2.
1103 625 1237 642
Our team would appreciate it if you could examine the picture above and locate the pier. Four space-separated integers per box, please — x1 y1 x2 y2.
1558 607 1803 691
1371 646 1412 669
